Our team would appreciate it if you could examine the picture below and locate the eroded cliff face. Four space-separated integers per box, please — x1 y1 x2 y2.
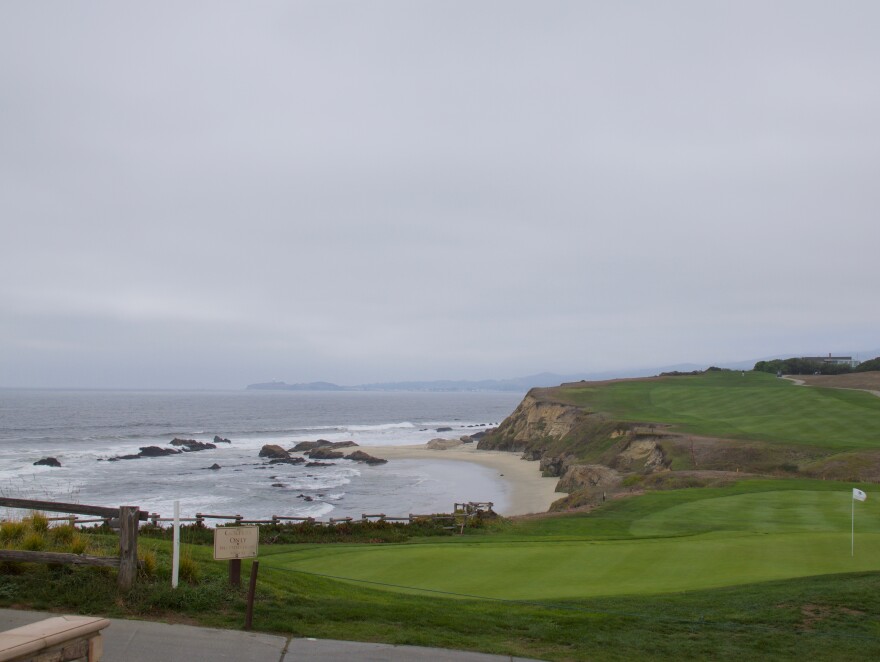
478 387 670 504
476 390 586 453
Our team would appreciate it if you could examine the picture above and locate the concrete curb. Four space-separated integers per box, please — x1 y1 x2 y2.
0 609 542 661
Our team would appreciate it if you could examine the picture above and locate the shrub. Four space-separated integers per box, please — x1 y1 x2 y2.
179 556 200 584
27 513 49 533
20 532 47 551
139 550 157 578
0 521 26 543
50 524 77 545
621 475 644 487
855 357 880 372
68 535 88 555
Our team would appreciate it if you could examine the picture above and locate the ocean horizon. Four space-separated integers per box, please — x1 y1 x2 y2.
0 389 523 521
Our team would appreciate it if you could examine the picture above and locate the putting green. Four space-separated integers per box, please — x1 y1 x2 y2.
265 489 880 600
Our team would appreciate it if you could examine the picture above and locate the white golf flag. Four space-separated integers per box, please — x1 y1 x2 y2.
853 488 867 502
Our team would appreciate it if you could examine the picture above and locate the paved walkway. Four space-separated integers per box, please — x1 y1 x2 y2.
0 608 541 661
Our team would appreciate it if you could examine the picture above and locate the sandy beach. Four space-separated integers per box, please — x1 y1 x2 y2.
367 442 560 516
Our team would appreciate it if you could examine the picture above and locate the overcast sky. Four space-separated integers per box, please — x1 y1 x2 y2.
1 2 878 389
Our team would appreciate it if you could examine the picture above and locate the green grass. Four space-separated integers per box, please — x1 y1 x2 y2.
3 480 880 660
261 480 880 600
556 371 880 449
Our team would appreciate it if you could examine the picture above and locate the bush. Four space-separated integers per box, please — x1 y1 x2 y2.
139 551 157 578
0 521 26 543
754 358 854 376
20 532 47 551
26 513 50 533
50 524 77 545
855 357 880 372
179 556 200 584
68 535 89 555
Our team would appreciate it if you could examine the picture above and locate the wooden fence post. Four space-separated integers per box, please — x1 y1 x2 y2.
244 561 259 630
117 506 139 591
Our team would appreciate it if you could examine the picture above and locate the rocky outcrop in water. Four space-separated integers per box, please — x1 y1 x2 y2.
290 440 358 452
213 436 232 444
34 457 61 467
259 444 290 459
269 457 306 465
307 447 345 460
108 446 182 461
171 438 217 452
344 450 388 465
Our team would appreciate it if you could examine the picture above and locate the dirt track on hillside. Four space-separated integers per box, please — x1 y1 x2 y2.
791 372 880 396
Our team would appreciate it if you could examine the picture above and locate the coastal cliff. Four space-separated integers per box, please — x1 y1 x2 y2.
481 371 880 512
476 390 587 453
478 385 672 510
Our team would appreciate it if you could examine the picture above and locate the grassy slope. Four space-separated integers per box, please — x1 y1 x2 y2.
263 480 880 600
555 371 880 449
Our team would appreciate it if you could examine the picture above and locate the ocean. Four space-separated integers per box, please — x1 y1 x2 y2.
0 389 523 521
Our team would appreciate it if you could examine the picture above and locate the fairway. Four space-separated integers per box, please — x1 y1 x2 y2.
264 484 880 601
556 371 880 449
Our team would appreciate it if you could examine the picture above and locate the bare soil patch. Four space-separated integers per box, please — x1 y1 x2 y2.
793 372 880 396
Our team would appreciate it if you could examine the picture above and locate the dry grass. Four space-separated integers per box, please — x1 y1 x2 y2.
795 371 880 394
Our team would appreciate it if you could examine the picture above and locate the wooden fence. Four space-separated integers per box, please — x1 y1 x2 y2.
1 498 495 588
0 497 144 590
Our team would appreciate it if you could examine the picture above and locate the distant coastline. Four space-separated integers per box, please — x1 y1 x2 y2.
246 351 880 393
246 368 696 393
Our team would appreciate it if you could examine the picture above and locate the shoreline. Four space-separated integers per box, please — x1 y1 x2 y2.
367 442 559 516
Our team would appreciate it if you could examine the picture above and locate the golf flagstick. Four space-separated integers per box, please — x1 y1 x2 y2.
852 488 867 557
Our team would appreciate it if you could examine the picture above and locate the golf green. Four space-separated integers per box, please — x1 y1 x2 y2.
265 488 880 600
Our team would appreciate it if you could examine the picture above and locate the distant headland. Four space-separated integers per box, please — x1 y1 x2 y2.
246 366 718 393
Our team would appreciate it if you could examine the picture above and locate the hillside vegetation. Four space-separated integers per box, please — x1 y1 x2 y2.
478 370 880 509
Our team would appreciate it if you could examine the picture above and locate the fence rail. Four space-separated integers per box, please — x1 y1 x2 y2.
0 498 140 590
3 502 494 530
0 549 120 567
0 497 149 521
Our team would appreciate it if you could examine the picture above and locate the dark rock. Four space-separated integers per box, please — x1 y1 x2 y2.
290 440 358 452
259 444 291 459
271 483 285 488
290 440 325 452
345 450 388 465
539 455 570 477
435 427 453 432
306 461 334 467
307 448 345 460
303 496 313 502
556 465 621 493
172 439 216 452
208 463 221 470
137 446 181 457
34 457 61 467
521 450 543 461
269 457 306 465
213 435 232 444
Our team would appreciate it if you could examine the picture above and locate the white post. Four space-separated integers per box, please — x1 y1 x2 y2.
851 497 855 557
172 500 180 588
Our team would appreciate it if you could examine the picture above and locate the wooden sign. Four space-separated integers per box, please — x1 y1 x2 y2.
213 526 259 560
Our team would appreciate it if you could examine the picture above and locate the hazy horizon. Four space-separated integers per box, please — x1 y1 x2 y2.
2 2 878 390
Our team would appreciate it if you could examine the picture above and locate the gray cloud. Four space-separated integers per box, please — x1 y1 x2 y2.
2 2 878 388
